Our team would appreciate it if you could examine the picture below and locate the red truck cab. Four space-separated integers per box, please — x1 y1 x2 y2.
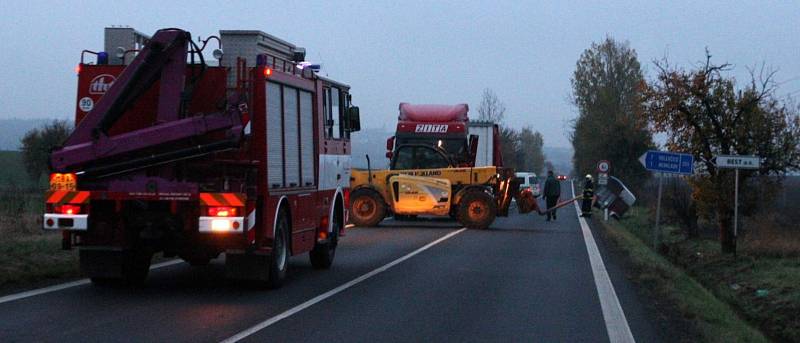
387 103 470 165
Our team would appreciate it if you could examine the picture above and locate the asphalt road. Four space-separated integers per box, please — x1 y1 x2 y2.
0 182 671 342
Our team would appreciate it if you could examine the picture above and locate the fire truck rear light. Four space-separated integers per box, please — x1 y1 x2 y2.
56 204 81 215
75 64 81 75
264 68 273 77
232 221 240 229
211 219 231 231
46 218 55 227
208 206 238 217
318 230 328 240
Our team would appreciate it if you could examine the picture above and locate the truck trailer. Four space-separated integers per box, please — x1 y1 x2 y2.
43 28 360 287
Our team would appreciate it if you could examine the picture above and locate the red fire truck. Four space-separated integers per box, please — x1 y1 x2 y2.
43 28 360 287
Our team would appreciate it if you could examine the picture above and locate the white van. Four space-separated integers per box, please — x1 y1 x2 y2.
515 172 540 197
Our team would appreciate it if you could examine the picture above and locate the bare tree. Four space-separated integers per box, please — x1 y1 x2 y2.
641 50 800 253
477 88 506 123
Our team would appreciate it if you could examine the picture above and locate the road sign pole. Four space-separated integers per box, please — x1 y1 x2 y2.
714 154 761 255
653 173 663 249
734 168 739 256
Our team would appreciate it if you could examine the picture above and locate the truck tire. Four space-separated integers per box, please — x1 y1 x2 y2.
267 211 290 289
457 191 497 230
83 249 152 287
186 257 211 266
121 248 153 286
350 189 385 227
310 203 341 269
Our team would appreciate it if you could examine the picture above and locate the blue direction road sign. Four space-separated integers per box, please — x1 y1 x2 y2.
638 150 694 175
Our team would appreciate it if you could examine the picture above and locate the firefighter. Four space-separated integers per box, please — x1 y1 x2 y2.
542 170 560 221
581 174 594 217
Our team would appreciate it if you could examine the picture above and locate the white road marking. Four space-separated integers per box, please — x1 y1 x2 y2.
221 228 468 343
0 259 184 305
571 181 635 343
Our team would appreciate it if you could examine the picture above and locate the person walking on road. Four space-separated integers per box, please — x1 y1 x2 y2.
581 174 594 217
542 170 561 221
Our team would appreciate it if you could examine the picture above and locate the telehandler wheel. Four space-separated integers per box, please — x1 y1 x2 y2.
267 211 290 289
350 189 386 227
310 205 341 269
457 191 497 230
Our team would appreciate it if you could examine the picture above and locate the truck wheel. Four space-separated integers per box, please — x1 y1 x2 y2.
89 277 117 286
350 189 385 227
457 191 497 229
82 249 151 287
121 248 153 286
310 205 341 269
186 257 211 266
267 211 290 289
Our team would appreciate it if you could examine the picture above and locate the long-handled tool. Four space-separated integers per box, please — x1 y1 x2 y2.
540 196 583 215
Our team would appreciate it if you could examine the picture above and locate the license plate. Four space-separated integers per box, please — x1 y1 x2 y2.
50 173 77 191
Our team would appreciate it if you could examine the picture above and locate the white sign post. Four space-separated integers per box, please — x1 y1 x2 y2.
715 155 760 255
639 151 694 248
596 161 611 221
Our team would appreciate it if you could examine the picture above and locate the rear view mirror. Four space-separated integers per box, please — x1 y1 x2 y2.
347 106 360 132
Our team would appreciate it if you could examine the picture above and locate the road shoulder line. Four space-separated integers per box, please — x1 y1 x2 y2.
571 181 635 343
221 228 468 343
0 259 183 305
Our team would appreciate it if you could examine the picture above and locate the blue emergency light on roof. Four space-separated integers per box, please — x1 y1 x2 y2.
97 51 109 65
297 61 320 72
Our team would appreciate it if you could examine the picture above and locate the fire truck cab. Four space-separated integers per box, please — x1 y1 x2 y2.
43 28 360 287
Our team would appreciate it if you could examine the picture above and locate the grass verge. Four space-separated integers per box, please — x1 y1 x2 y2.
597 208 769 343
0 234 81 295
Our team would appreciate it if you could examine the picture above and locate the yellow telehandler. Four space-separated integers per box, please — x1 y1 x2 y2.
349 144 539 229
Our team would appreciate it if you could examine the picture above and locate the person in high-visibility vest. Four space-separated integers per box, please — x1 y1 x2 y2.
581 174 594 217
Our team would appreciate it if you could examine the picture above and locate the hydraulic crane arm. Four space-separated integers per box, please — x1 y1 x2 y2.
51 28 243 173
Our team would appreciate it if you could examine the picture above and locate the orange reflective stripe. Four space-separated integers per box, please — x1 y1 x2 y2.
69 191 90 204
60 192 77 204
221 193 244 207
211 193 228 206
46 191 68 203
199 193 222 206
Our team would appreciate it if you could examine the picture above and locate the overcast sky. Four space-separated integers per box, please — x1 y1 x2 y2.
1 0 798 147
